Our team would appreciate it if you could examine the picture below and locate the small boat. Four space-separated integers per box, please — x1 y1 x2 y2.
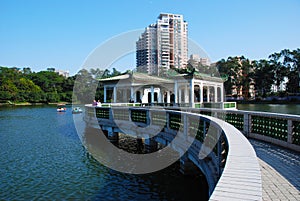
72 107 83 114
57 104 67 112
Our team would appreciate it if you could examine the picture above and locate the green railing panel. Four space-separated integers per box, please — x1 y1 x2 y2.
223 102 236 109
194 103 201 108
204 126 219 155
203 103 222 109
225 113 244 130
131 110 147 123
112 109 129 121
292 121 300 145
95 108 110 119
251 116 288 141
86 107 95 117
169 113 182 131
188 117 205 142
200 110 212 116
151 112 167 127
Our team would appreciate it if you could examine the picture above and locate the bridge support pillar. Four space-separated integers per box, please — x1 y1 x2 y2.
144 138 158 152
179 153 199 176
108 130 119 143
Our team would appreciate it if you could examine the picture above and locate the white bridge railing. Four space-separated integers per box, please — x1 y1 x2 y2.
187 108 300 152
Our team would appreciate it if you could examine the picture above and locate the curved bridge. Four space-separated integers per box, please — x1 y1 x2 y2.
84 105 265 200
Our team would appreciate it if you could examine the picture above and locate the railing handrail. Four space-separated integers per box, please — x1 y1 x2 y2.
185 107 300 152
193 107 300 120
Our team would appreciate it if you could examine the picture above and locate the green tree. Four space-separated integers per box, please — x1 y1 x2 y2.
16 77 44 102
269 52 289 91
0 67 21 101
253 59 274 97
73 69 97 104
282 48 300 93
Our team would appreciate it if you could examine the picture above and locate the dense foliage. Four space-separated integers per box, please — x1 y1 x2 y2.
0 67 122 103
216 48 300 98
0 67 76 103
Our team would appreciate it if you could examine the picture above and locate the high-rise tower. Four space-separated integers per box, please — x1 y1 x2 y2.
136 13 188 76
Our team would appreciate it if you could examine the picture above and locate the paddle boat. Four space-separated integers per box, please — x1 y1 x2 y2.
72 107 83 114
57 104 67 112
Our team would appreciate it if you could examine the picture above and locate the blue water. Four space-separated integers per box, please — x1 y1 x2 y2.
0 106 207 200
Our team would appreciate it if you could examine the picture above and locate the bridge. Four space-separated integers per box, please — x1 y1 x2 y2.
83 104 300 200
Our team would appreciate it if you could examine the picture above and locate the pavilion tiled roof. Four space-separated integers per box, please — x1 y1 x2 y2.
98 72 223 84
98 72 174 84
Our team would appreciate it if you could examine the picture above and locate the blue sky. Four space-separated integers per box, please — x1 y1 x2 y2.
1 0 299 75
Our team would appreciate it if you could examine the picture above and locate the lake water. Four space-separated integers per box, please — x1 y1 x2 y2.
237 104 300 115
0 105 208 201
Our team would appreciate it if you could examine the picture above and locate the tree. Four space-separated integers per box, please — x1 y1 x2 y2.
253 59 275 97
282 48 300 93
16 78 44 102
73 69 97 104
90 68 105 79
269 52 289 91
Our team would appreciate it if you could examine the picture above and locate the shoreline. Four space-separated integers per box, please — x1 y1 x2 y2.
234 100 300 105
0 102 73 107
1 100 299 107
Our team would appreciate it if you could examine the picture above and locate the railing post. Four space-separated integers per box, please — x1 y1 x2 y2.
146 110 151 126
184 114 188 140
243 112 251 137
129 108 132 122
109 108 113 120
287 119 293 144
107 127 119 143
166 112 170 130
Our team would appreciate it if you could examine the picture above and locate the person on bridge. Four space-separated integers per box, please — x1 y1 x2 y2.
97 100 102 107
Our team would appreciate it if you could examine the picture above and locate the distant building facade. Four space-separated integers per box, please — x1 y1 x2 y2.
189 54 211 66
271 76 288 93
56 69 69 78
46 67 69 78
136 13 188 76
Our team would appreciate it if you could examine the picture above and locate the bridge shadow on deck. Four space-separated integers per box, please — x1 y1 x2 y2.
249 138 300 191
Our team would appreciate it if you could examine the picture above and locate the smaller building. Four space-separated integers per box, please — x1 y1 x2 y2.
56 69 69 78
271 76 288 93
189 54 211 66
47 67 70 78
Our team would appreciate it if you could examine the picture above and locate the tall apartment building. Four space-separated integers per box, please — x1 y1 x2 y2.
136 13 188 76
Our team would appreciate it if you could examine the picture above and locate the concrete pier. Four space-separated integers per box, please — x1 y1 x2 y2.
107 130 119 143
144 138 158 152
179 153 200 176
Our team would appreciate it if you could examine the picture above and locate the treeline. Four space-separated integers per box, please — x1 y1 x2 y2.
216 48 300 98
1 48 299 103
0 67 123 103
0 67 75 103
